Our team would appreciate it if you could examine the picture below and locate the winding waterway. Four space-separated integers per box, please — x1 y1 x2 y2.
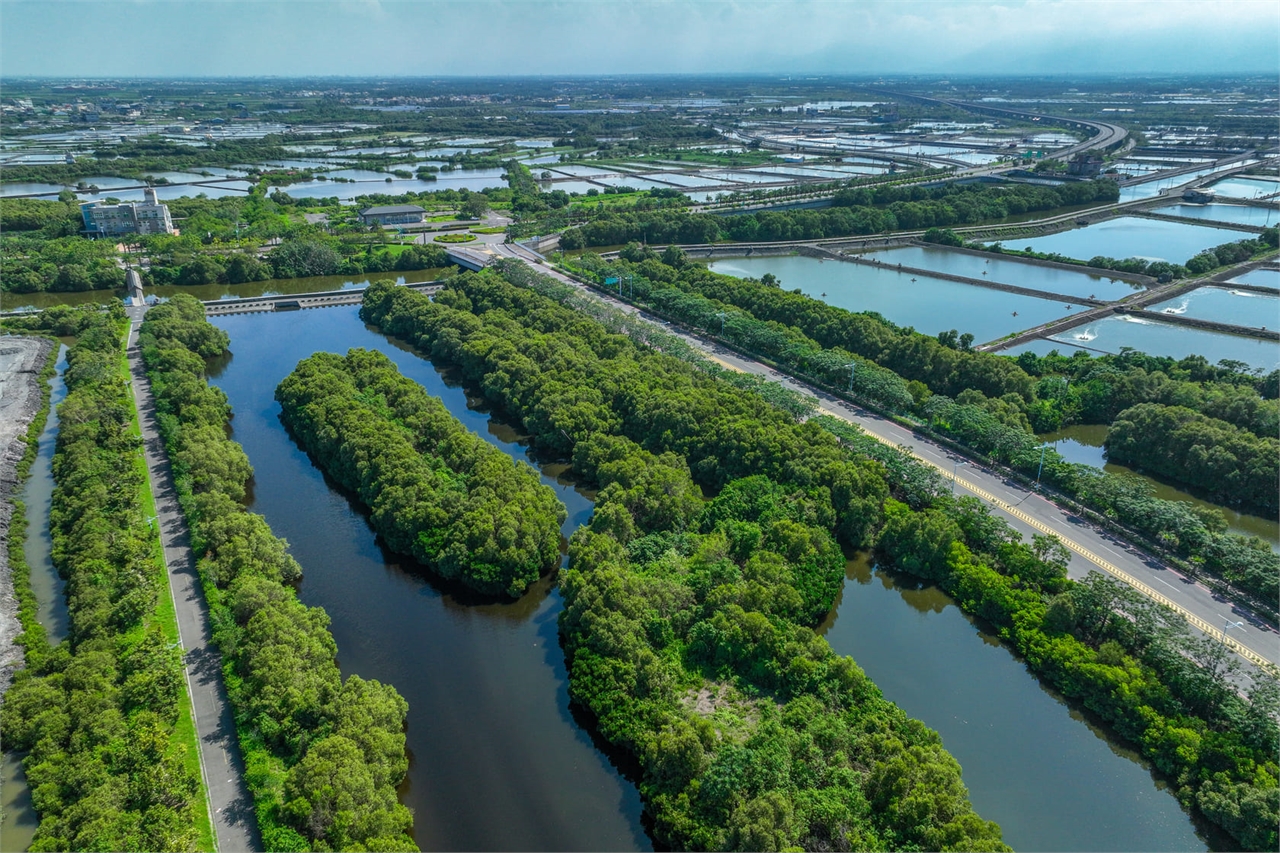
207 306 648 851
206 303 1214 852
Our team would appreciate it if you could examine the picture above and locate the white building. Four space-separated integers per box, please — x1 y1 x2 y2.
81 187 175 236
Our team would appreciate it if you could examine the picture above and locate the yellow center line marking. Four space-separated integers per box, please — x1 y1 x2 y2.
703 353 747 372
824 405 1272 669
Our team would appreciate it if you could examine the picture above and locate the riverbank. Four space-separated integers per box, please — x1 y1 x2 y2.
0 336 55 697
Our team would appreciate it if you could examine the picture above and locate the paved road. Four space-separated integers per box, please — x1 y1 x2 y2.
126 310 259 853
494 244 1279 672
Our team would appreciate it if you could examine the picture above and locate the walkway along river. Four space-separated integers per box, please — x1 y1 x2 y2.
205 303 1213 851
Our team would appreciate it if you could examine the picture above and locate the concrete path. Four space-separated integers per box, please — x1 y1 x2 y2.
126 309 259 853
495 244 1280 672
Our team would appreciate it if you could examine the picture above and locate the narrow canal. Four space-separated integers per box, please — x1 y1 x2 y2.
1040 423 1279 550
24 345 70 643
1 345 69 853
207 304 1214 852
820 557 1212 852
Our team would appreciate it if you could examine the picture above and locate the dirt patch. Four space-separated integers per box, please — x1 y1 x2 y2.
0 336 55 699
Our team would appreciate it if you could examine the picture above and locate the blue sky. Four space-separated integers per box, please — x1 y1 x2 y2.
2 0 1277 77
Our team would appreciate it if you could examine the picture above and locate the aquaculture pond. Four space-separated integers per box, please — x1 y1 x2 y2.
709 254 1085 342
1230 267 1280 288
205 302 1213 853
1038 424 1279 550
1149 286 1280 329
1207 176 1280 200
861 245 1144 301
998 217 1256 265
1045 314 1280 373
1156 203 1278 228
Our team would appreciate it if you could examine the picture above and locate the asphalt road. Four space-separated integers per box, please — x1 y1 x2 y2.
495 243 1279 672
126 309 259 853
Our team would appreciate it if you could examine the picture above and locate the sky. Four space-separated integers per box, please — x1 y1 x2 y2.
2 0 1277 78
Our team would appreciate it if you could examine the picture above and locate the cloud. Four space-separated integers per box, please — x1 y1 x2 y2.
1 0 1276 76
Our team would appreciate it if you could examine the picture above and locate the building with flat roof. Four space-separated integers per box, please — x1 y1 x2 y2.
81 187 175 236
360 204 426 226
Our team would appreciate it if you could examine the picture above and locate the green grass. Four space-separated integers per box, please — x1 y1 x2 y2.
121 326 218 853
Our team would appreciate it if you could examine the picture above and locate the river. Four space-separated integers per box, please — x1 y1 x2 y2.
204 303 1213 852
207 306 648 851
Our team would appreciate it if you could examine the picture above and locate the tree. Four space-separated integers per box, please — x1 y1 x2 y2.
460 195 490 220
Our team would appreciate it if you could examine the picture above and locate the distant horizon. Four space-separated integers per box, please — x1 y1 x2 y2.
2 1 1276 78
5 71 1279 81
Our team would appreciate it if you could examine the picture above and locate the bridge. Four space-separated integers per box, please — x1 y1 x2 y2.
201 281 443 316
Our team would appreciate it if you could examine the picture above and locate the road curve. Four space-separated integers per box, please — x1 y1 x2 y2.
126 308 260 853
494 243 1278 671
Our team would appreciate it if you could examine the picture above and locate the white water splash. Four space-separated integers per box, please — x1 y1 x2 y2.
1228 289 1262 298
1073 328 1098 342
1118 314 1154 325
1161 300 1189 315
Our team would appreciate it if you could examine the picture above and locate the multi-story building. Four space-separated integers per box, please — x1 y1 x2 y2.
81 187 175 236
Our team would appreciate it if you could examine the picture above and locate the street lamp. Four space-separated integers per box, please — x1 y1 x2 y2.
715 311 727 334
847 361 857 393
1219 616 1245 646
1036 442 1051 483
951 460 968 494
